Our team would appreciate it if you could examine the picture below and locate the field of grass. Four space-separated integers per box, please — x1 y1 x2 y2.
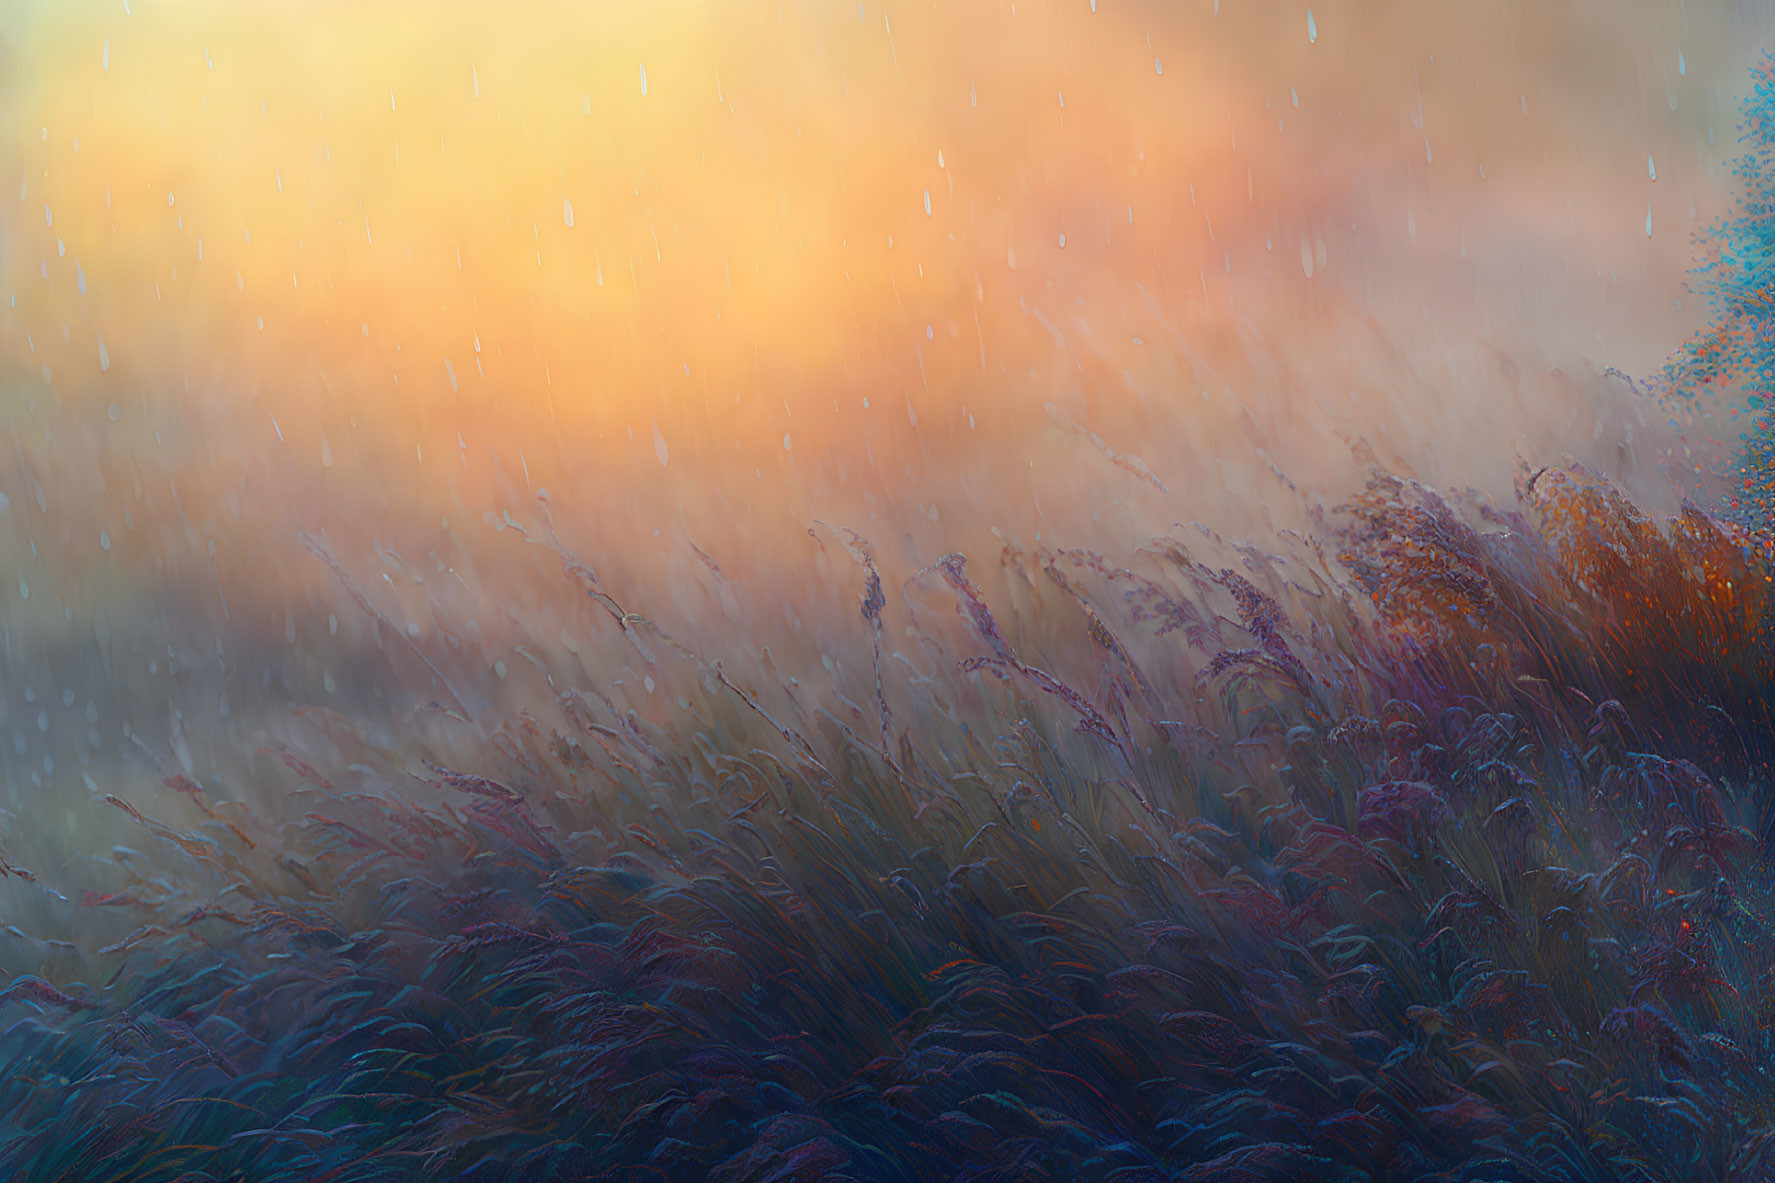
10 3 1775 1180
0 444 1773 1180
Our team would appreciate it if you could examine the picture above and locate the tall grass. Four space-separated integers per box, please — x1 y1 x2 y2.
4 19 1774 1183
0 453 1773 1181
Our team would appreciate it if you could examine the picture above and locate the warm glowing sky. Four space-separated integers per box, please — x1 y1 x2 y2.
0 0 1762 621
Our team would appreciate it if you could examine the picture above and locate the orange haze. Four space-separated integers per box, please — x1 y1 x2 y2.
0 0 1764 726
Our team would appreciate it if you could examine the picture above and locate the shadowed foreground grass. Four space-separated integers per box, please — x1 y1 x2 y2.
1 458 1774 1181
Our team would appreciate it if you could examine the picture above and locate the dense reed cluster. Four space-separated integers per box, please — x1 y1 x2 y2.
2 453 1775 1181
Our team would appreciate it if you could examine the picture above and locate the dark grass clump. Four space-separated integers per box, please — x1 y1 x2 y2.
6 456 1775 1181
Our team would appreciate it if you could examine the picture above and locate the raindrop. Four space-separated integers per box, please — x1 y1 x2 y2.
320 435 333 468
1646 204 1653 237
445 358 459 390
1307 9 1317 43
99 530 110 551
653 419 669 466
96 334 110 372
1058 232 1067 248
1648 154 1657 181
784 432 793 450
1678 50 1686 76
102 38 109 70
1154 59 1163 75
76 261 86 295
923 190 932 216
563 196 574 227
639 61 648 96
472 61 480 98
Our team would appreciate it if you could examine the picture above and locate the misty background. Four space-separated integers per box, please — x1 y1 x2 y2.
0 0 1766 886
